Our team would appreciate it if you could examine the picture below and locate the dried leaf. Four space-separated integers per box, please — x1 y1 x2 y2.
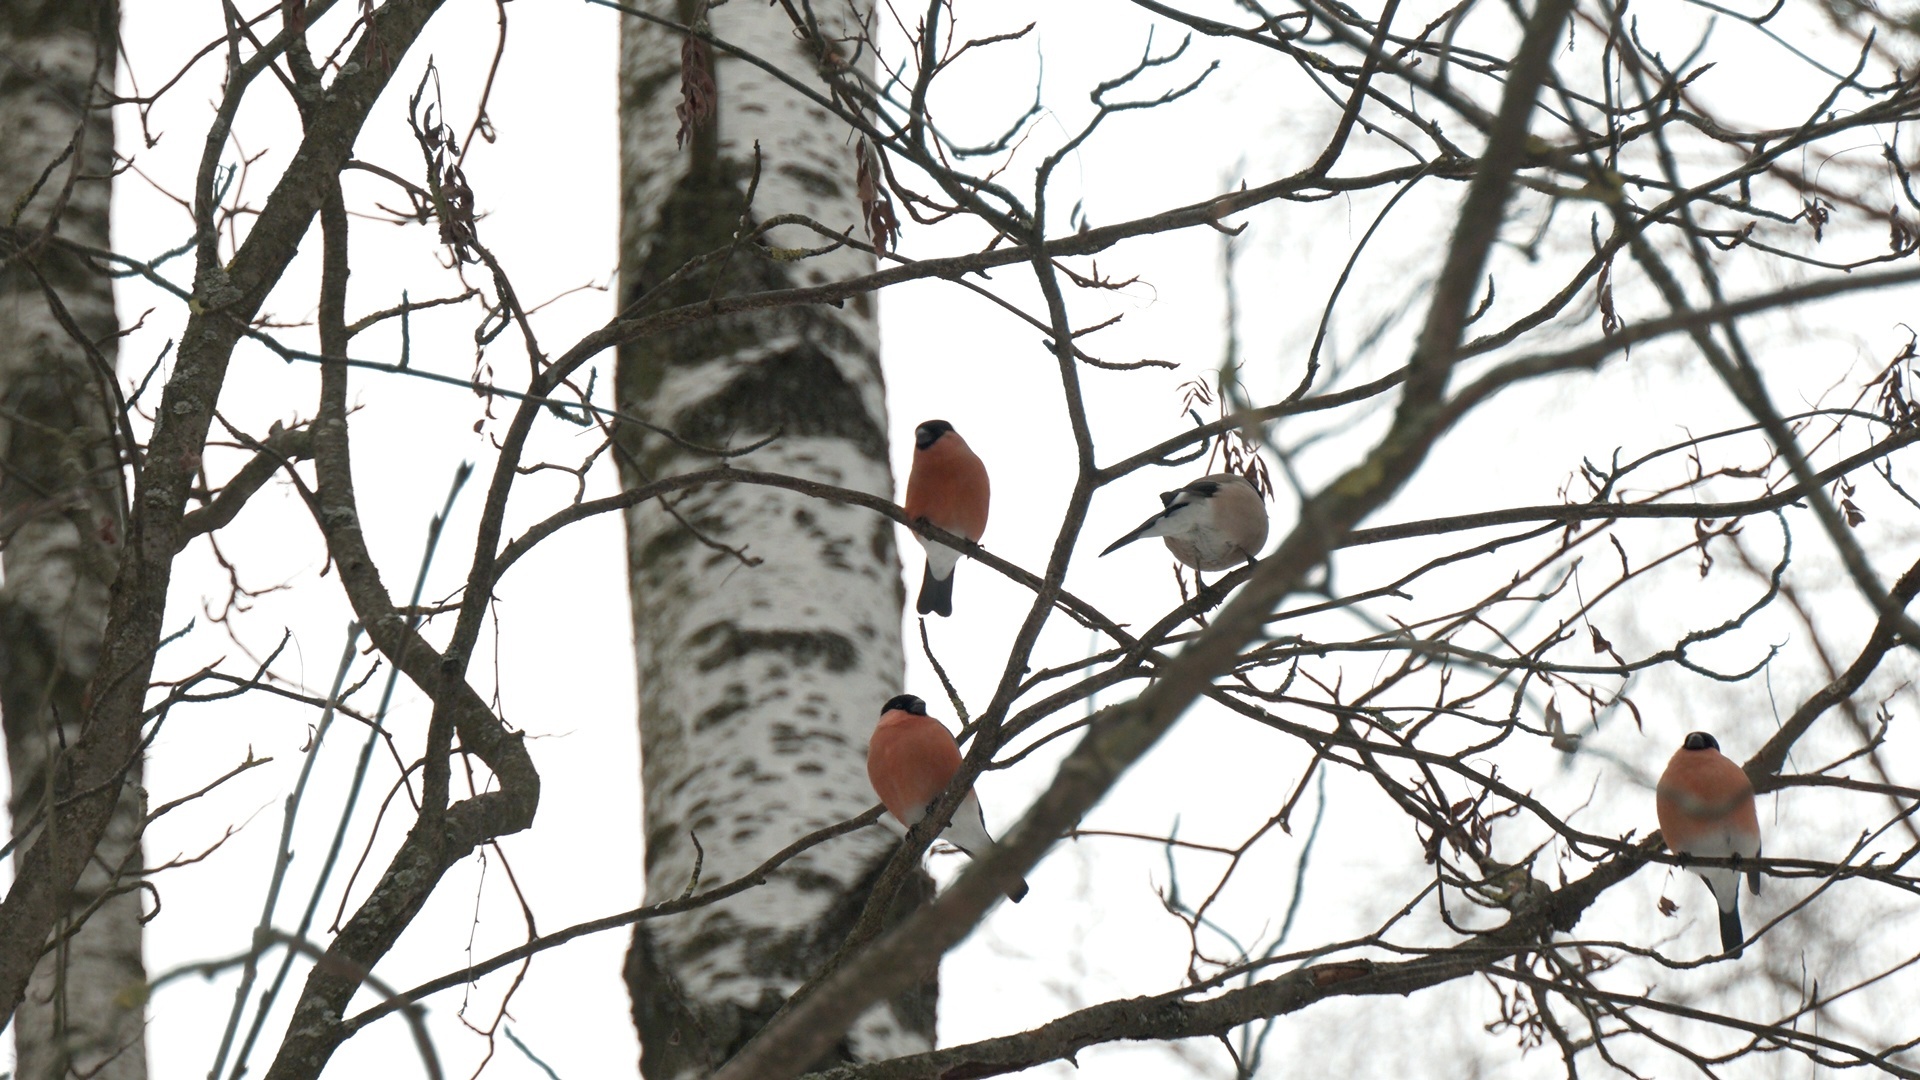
1620 693 1645 733
854 137 899 251
1597 256 1621 336
676 35 716 150
1546 697 1580 752
1804 197 1831 242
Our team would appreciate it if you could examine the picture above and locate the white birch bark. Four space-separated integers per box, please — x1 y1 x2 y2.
617 2 932 1075
0 2 146 1078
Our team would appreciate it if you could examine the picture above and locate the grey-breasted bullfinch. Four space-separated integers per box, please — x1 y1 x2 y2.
1100 472 1268 572
1656 731 1762 955
867 694 1028 902
903 420 989 617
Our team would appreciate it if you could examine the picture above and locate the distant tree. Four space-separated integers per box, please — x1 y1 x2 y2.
0 2 145 1077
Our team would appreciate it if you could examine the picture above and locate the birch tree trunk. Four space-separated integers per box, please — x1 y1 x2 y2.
616 3 933 1075
0 2 145 1078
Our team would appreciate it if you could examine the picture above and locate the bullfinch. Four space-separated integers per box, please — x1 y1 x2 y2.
867 693 1028 902
1655 731 1762 955
903 419 989 617
1100 472 1269 572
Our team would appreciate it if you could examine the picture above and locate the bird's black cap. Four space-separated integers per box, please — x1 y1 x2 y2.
915 420 954 450
1682 731 1720 751
881 694 928 716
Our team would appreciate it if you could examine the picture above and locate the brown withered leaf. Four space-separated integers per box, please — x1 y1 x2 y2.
1804 197 1831 241
1609 532 1630 574
1546 697 1580 752
1589 624 1625 665
1620 693 1644 733
855 137 898 251
1891 204 1916 255
1239 456 1275 502
437 160 477 259
405 65 482 264
1597 255 1621 336
1876 363 1917 431
676 35 716 150
1658 895 1679 917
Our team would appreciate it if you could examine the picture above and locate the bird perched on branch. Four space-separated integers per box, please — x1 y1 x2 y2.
1656 730 1762 955
1100 472 1268 572
867 694 1028 902
903 419 989 617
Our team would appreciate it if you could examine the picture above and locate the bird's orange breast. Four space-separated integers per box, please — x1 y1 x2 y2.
904 435 989 542
1656 749 1760 850
868 712 964 825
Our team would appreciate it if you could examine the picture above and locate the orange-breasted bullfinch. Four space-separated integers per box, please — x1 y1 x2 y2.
867 693 1028 902
1656 731 1762 955
903 420 989 617
1100 472 1269 572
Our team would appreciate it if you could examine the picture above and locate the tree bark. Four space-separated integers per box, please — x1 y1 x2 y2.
616 2 932 1076
0 2 145 1078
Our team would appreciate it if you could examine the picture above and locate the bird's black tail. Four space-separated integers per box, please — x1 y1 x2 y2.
1718 904 1744 955
1100 516 1160 557
917 563 954 617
